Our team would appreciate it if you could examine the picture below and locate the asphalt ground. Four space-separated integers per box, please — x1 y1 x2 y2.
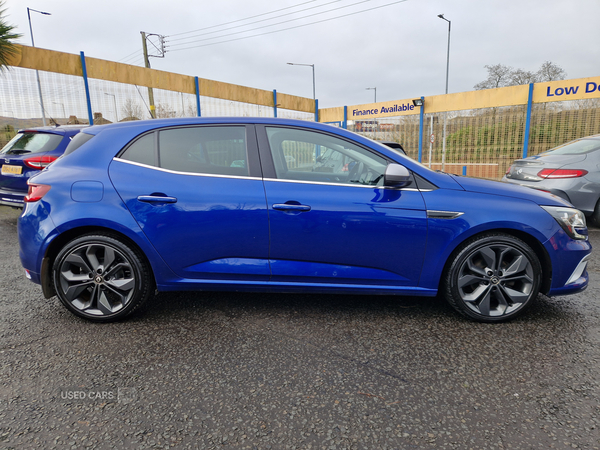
1 204 600 450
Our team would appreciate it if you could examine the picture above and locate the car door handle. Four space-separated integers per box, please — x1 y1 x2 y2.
273 203 311 212
137 195 178 204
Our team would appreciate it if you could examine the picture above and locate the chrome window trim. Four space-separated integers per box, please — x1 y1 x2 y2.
263 177 423 191
113 158 261 181
113 159 433 191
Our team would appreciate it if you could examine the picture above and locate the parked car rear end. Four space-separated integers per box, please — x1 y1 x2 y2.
0 125 87 207
502 134 600 225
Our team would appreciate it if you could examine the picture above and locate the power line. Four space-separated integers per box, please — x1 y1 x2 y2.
168 0 320 37
168 0 407 52
167 0 373 49
120 53 143 65
168 0 343 43
118 48 141 63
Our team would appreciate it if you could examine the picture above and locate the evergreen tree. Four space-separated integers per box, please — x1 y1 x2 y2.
0 1 21 72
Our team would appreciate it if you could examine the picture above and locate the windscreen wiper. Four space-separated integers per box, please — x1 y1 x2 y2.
6 149 32 155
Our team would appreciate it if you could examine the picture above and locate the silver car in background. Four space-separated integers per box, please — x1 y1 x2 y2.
503 134 600 226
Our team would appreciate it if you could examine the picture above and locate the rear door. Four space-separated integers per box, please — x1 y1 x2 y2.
109 124 271 281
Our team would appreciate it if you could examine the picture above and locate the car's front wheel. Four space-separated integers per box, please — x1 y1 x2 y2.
592 197 600 228
52 233 153 322
443 233 542 323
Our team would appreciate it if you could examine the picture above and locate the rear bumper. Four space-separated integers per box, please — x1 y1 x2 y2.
0 188 25 207
18 200 55 285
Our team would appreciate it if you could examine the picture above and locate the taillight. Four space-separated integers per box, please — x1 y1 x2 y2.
24 183 51 202
537 168 588 179
505 165 512 175
23 155 58 170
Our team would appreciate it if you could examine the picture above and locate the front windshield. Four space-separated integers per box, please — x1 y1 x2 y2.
543 138 600 156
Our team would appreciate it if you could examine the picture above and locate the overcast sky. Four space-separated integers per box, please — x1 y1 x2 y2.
4 0 600 109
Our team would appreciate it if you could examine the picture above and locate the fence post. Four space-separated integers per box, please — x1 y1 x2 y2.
417 96 424 162
343 106 347 129
273 90 278 118
79 52 94 126
314 99 319 122
195 77 201 117
522 83 534 158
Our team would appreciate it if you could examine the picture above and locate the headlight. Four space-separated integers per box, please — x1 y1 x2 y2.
541 206 588 240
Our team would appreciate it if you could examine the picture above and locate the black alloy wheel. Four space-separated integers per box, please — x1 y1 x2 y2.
444 233 542 323
52 233 153 322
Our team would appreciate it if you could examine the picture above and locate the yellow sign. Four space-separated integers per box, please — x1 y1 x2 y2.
533 76 600 103
349 99 420 120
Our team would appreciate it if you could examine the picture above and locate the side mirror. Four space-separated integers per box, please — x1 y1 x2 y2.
384 163 412 187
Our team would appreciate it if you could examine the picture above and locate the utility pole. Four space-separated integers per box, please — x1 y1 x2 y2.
141 32 156 118
28 7 51 126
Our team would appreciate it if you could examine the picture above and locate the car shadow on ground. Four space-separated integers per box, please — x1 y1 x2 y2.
128 288 580 327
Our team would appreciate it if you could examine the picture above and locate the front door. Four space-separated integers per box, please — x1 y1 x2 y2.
259 125 428 288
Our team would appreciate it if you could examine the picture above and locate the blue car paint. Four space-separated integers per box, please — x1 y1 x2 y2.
109 159 271 281
263 179 427 286
17 117 591 305
0 126 86 207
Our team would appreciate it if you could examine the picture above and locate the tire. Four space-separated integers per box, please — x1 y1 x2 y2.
592 198 600 228
52 233 153 322
443 233 542 323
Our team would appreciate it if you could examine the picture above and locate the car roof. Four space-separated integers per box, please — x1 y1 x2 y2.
82 117 340 135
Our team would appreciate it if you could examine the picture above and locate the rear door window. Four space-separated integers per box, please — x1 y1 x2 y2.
158 126 249 176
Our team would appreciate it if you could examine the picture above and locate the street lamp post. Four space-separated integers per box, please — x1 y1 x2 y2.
438 13 451 171
366 87 377 103
104 93 118 122
27 7 51 127
287 62 315 100
52 102 65 121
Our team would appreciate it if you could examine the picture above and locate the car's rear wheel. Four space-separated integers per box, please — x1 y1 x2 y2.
443 233 541 323
52 234 153 322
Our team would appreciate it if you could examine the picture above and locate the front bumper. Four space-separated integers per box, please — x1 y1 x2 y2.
548 253 590 296
544 227 592 297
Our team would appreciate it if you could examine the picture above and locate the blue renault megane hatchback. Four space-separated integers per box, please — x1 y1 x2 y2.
17 118 591 323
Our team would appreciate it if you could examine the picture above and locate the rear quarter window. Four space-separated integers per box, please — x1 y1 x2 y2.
63 132 95 156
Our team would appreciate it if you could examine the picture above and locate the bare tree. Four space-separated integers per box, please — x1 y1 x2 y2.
475 61 567 90
0 1 21 72
121 98 143 120
536 61 567 82
155 102 176 118
474 64 514 90
572 98 600 109
510 69 538 86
